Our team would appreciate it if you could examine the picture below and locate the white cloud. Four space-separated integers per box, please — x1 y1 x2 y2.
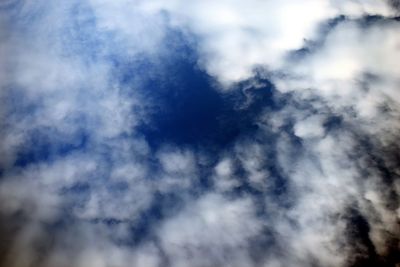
294 115 326 139
275 20 400 109
140 0 397 85
1 1 399 267
157 193 262 267
158 148 196 174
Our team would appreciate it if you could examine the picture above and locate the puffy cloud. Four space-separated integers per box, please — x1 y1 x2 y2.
140 0 397 85
1 1 399 267
157 193 262 267
293 115 326 139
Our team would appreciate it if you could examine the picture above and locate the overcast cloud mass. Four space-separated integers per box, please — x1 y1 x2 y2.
0 1 399 267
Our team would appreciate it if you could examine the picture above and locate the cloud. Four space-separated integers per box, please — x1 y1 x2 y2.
140 0 397 85
157 193 263 267
0 1 399 267
293 114 326 139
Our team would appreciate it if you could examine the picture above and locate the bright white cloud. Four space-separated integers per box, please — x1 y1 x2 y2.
140 0 397 85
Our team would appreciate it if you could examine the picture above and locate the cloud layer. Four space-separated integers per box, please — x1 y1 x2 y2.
0 1 399 267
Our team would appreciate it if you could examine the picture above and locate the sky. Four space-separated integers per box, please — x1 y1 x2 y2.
0 1 399 267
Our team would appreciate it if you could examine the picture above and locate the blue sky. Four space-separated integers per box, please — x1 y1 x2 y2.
0 1 399 267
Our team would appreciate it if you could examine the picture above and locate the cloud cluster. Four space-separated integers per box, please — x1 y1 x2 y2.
0 0 399 267
140 0 397 85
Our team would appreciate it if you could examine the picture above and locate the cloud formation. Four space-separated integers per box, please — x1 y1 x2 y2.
0 1 399 267
141 0 397 85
